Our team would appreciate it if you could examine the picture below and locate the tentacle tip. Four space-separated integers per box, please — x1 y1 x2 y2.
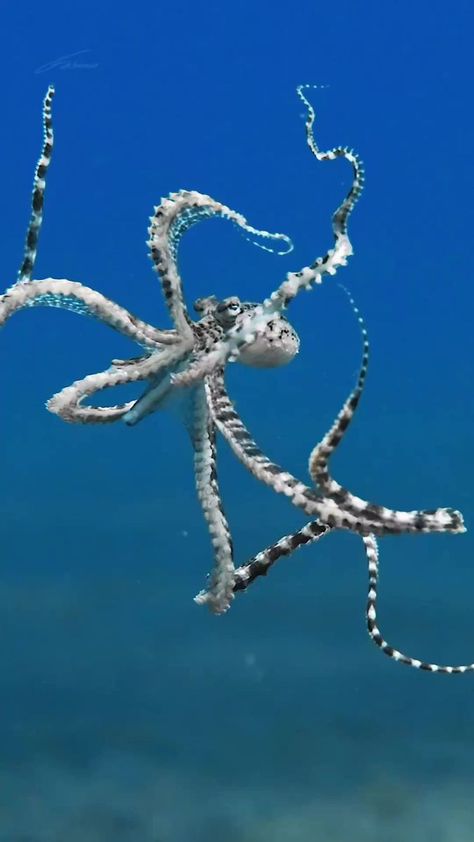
443 509 467 535
123 408 139 427
448 508 466 533
194 589 233 615
169 371 190 389
45 396 59 416
423 507 465 533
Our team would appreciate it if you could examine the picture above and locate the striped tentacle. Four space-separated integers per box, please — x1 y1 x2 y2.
310 288 368 500
233 520 330 593
17 86 55 284
11 87 178 352
364 535 474 674
206 369 464 536
47 346 182 423
309 290 462 534
265 84 365 312
148 189 292 342
190 386 235 614
160 85 367 389
163 191 293 258
170 80 366 390
0 278 177 350
309 287 383 525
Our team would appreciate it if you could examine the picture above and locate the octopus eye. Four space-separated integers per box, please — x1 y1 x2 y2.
224 298 241 313
215 297 242 326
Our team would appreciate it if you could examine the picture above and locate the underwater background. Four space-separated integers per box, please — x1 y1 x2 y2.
1 0 473 839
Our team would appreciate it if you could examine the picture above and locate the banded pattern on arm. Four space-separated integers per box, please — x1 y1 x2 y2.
206 369 464 536
0 279 177 350
309 290 460 533
233 520 330 593
148 190 293 376
169 85 365 392
17 85 55 284
364 535 474 674
190 386 235 614
308 287 390 526
266 84 365 312
310 288 368 506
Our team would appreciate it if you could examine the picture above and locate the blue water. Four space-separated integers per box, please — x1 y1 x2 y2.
1 1 473 839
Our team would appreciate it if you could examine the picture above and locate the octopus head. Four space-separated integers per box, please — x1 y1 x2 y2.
194 295 300 368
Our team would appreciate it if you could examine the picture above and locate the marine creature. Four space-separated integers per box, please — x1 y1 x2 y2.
1 86 468 672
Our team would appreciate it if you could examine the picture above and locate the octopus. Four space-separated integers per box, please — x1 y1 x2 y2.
1 85 469 673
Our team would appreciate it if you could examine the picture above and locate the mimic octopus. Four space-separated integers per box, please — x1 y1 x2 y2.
0 86 468 673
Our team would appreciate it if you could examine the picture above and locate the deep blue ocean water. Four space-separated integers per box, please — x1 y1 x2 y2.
0 1 473 839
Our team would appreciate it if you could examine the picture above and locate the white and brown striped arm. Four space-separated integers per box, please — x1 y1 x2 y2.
265 85 364 313
17 86 55 284
233 520 330 593
190 386 236 614
11 87 177 351
363 534 474 674
308 287 388 527
206 369 464 537
309 287 369 507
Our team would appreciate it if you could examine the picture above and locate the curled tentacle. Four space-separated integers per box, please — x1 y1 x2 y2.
364 535 474 674
47 370 134 423
265 85 365 312
48 347 182 424
148 189 293 340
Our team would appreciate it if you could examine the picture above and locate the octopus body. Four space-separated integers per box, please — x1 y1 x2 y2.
0 85 469 673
